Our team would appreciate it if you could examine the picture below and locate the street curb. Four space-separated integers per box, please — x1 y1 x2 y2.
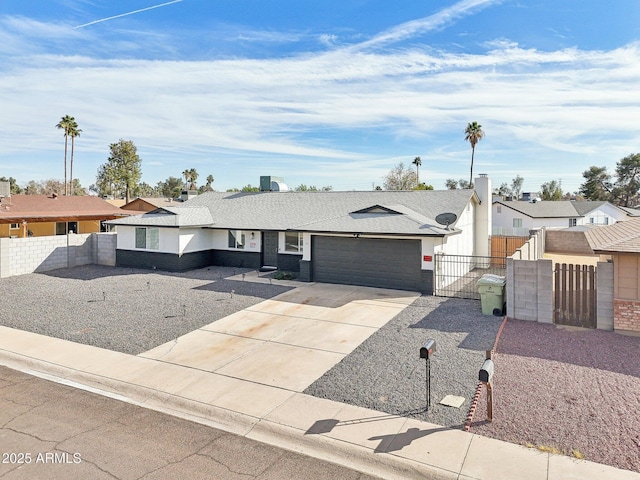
0 348 456 480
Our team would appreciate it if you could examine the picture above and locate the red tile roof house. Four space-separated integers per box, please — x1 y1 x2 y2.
0 194 129 238
586 217 640 333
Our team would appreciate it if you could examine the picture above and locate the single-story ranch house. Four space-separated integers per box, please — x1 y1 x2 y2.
107 176 492 294
0 194 129 238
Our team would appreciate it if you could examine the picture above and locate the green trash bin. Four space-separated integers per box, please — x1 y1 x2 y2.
477 274 506 316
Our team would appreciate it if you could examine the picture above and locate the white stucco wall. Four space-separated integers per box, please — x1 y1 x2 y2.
116 226 179 254
179 228 213 254
210 229 261 252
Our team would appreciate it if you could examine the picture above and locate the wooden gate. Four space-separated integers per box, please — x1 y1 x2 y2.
490 236 529 267
553 263 597 328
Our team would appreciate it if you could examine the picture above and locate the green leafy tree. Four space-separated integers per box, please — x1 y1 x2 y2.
540 180 563 200
68 119 82 196
446 179 472 189
614 153 640 207
157 176 183 198
383 162 417 190
464 121 485 187
415 183 434 190
579 166 613 201
132 182 156 198
69 178 86 196
445 179 459 190
412 156 422 185
511 175 524 200
56 115 75 195
494 182 511 197
96 139 142 203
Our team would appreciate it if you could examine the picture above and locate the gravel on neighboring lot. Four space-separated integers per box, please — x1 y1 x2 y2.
0 265 293 355
304 295 503 428
469 319 640 473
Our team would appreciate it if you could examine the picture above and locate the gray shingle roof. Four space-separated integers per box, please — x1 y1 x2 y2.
109 189 476 236
108 206 213 227
494 200 618 218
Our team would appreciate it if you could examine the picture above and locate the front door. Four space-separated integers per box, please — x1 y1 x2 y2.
262 231 279 267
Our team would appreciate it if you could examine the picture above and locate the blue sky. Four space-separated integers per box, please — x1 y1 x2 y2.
1 0 639 193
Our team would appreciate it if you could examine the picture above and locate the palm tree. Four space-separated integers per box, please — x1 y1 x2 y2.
188 168 199 189
68 119 82 195
412 156 422 185
464 121 485 188
56 115 74 195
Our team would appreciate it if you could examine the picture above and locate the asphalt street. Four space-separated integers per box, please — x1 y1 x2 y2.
0 366 379 480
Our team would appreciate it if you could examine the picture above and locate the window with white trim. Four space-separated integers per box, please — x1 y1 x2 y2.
496 206 502 214
513 218 522 228
10 223 19 229
568 218 577 227
284 232 303 253
228 230 245 249
135 227 159 249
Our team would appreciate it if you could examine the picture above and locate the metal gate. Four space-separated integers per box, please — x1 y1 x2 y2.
553 263 597 328
434 253 506 300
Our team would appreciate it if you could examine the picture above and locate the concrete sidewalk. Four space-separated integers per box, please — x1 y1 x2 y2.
0 281 637 480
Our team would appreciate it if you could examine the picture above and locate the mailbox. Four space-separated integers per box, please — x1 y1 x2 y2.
479 359 494 383
420 339 436 359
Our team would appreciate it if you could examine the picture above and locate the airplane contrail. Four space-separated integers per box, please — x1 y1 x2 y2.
75 0 184 29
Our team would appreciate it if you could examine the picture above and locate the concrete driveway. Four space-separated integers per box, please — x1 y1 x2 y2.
139 282 419 392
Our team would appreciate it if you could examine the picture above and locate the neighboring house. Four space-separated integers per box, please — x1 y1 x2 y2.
107 176 493 294
121 197 185 213
492 200 629 235
586 217 640 333
0 194 129 238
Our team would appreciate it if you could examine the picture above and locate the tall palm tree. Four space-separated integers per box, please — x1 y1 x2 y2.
68 119 82 195
188 168 199 189
412 156 422 185
56 115 74 195
464 121 485 188
182 169 190 189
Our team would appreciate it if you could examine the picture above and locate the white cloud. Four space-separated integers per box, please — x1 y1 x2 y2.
1 1 639 191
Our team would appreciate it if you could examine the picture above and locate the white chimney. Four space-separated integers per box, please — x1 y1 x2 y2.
474 174 492 257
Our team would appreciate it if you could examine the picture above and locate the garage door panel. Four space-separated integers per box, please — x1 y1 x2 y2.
312 236 421 291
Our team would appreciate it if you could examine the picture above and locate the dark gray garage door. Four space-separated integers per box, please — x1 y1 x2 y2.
312 236 421 291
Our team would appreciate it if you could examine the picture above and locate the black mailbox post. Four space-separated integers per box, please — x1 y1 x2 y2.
479 359 494 383
420 339 436 359
479 352 495 421
419 339 436 410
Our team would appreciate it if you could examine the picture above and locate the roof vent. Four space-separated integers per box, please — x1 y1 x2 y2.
260 176 289 192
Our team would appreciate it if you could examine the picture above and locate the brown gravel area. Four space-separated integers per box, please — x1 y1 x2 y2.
469 319 640 473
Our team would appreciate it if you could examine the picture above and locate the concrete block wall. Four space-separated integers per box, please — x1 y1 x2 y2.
507 257 614 329
0 233 117 278
596 261 614 330
506 258 553 323
95 233 117 266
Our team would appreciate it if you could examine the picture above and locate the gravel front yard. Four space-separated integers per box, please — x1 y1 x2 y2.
0 265 292 355
469 319 640 473
305 296 503 428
